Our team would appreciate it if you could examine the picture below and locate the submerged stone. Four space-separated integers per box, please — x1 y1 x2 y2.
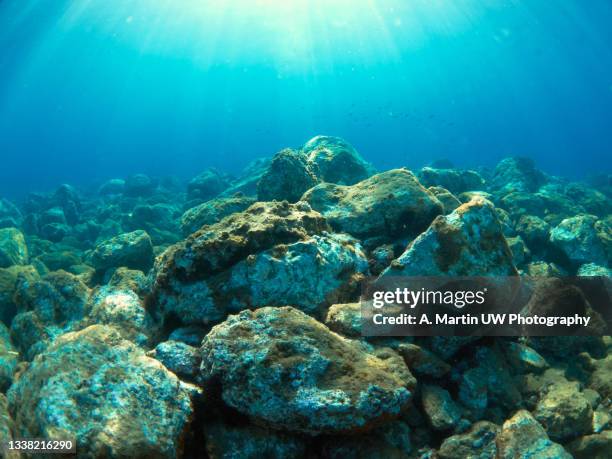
533 382 593 442
383 197 517 276
420 384 462 431
302 135 375 185
187 168 233 202
496 410 572 459
418 167 485 194
257 148 319 202
438 421 499 459
180 194 256 236
91 230 154 273
0 228 28 268
199 306 415 435
204 421 307 459
302 168 443 240
549 214 611 267
491 157 546 194
7 325 194 458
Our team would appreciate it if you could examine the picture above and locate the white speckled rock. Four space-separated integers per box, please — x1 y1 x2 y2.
199 306 416 435
8 325 194 459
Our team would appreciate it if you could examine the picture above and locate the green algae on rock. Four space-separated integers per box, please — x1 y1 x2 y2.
199 306 416 435
7 325 194 459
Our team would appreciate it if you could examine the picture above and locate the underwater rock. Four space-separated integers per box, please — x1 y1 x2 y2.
319 419 412 459
525 261 566 277
420 384 462 431
437 421 499 459
549 214 611 267
7 325 194 458
303 168 443 240
98 178 125 196
0 394 19 459
0 323 18 392
53 183 82 225
0 199 22 229
257 148 319 202
151 340 201 379
199 306 416 435
418 167 485 194
506 235 530 267
382 197 517 276
150 201 329 324
108 267 149 297
91 229 154 273
396 343 451 378
0 228 28 268
578 263 612 277
85 286 154 346
36 249 82 272
497 410 572 459
427 186 462 215
11 270 90 360
187 168 233 202
325 302 362 338
302 135 375 185
180 194 256 236
457 345 522 416
209 233 368 317
566 431 612 459
501 341 548 374
123 173 157 197
588 354 612 399
491 157 546 194
515 214 551 247
39 222 70 242
204 421 307 459
220 158 271 197
533 382 593 442
564 182 612 217
127 203 180 234
0 265 39 325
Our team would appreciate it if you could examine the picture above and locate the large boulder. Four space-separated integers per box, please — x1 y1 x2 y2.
490 157 546 194
123 173 157 197
257 149 318 203
418 167 485 194
187 168 233 201
302 135 374 185
533 382 593 442
91 230 154 273
0 228 28 268
150 201 333 325
199 306 416 435
0 199 22 229
302 169 443 241
11 270 90 360
496 410 572 458
549 214 610 267
7 325 194 458
383 197 518 276
180 194 256 236
420 384 462 431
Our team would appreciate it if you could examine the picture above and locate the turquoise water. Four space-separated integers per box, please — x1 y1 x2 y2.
0 0 611 197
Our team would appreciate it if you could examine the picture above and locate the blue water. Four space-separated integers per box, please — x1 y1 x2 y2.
1 0 611 199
